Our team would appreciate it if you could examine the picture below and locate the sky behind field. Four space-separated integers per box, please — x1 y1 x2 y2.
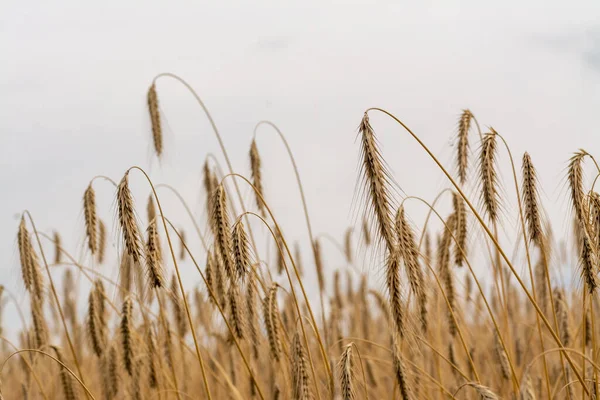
1 1 600 336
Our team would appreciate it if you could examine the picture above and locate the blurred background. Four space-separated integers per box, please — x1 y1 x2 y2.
1 1 599 338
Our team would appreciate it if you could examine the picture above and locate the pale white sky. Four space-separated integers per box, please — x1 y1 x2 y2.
1 1 599 335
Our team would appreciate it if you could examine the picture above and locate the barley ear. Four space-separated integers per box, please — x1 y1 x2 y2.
522 152 543 246
121 297 134 375
147 83 162 157
456 109 473 185
117 172 142 264
339 343 355 400
358 112 395 252
83 184 98 254
479 130 500 223
250 139 266 217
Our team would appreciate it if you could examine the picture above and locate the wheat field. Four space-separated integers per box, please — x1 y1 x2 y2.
3 73 598 400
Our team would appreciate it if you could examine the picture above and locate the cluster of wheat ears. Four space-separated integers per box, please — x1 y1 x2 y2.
4 73 600 400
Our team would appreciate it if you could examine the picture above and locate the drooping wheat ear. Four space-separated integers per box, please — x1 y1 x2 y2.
263 284 282 362
464 383 499 399
291 332 312 400
579 223 598 294
87 289 104 357
246 270 259 359
144 219 164 288
170 274 188 338
146 194 156 224
520 368 536 400
521 152 544 246
203 160 215 220
18 218 44 302
339 343 355 400
130 358 143 400
452 192 468 266
145 324 158 388
228 284 245 339
179 228 186 261
448 342 460 381
391 335 413 400
83 184 98 254
30 297 47 348
493 331 510 380
163 322 174 368
362 217 371 246
212 184 234 281
215 250 228 309
98 219 106 264
333 270 343 310
294 241 304 277
359 276 371 338
147 83 162 157
344 228 353 263
554 289 570 346
358 112 396 253
569 150 588 225
51 346 78 400
386 251 405 338
424 231 432 264
479 130 500 223
63 269 75 321
515 337 523 366
438 213 457 336
17 217 33 291
590 192 600 249
94 279 106 332
121 296 134 375
395 206 423 298
249 139 266 217
53 230 62 264
456 109 473 185
117 173 142 264
314 239 325 293
465 273 472 303
205 251 215 304
273 225 286 275
232 220 250 282
346 271 354 303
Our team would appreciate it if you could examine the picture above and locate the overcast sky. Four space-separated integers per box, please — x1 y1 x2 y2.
1 1 600 335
